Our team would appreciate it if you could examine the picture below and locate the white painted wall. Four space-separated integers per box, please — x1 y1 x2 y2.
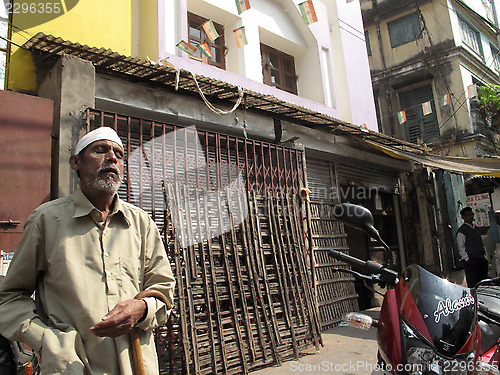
157 0 377 130
326 0 377 129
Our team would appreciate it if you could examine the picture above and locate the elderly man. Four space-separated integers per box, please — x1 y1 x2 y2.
0 127 175 374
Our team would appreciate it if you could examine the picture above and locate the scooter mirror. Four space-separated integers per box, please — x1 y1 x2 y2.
333 203 380 240
333 203 392 262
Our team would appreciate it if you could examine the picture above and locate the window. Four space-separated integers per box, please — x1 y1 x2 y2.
458 16 482 56
261 44 297 95
491 43 500 71
188 12 225 69
388 13 422 48
365 30 371 56
399 85 439 144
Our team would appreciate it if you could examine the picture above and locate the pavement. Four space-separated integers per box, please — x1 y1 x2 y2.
252 308 381 375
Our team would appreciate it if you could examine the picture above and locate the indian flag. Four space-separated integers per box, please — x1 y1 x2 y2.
159 58 175 68
236 0 251 14
197 42 214 58
359 124 369 132
422 101 432 116
176 40 197 55
467 84 477 99
440 93 450 107
299 0 318 25
233 26 248 47
398 110 407 124
202 20 219 41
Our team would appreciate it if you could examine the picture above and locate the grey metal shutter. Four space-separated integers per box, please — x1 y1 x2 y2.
306 158 335 201
336 162 399 193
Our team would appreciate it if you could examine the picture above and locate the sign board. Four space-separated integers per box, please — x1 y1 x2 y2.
466 193 491 227
0 250 13 276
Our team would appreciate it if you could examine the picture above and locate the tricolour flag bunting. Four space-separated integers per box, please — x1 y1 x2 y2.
467 84 477 99
398 110 407 124
233 26 248 47
176 40 197 55
146 56 175 68
360 124 369 132
197 42 214 58
202 20 219 41
440 93 451 107
159 58 175 68
422 101 432 116
236 0 251 14
299 0 318 25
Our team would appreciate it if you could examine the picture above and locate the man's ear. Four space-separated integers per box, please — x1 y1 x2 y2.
69 155 80 172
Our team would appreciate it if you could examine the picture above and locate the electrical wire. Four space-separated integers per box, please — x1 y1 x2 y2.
338 23 367 43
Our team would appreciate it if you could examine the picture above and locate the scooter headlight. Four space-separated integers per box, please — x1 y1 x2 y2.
402 320 475 375
406 347 475 375
406 347 440 374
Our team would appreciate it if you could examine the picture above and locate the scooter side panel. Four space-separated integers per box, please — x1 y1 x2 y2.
378 288 401 371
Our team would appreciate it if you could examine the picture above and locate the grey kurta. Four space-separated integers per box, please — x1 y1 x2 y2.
0 188 175 374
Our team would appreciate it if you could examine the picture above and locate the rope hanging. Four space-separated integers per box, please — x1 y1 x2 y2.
189 71 244 115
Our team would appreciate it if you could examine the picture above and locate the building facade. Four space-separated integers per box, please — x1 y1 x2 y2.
363 0 500 156
1 0 418 372
361 0 500 275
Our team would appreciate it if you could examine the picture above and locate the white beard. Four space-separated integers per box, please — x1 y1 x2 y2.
80 165 123 196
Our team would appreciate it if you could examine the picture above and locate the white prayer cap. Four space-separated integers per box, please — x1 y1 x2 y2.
74 127 124 155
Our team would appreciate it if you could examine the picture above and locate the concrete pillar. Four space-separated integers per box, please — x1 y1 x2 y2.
38 55 95 198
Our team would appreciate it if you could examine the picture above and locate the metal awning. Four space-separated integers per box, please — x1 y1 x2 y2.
21 33 424 152
21 33 500 176
364 139 500 176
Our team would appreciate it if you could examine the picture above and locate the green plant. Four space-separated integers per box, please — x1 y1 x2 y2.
477 84 500 132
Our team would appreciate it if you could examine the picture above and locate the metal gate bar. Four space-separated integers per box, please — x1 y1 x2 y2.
85 109 320 374
309 201 358 330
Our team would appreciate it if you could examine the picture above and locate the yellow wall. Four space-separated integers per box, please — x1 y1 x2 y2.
8 0 136 92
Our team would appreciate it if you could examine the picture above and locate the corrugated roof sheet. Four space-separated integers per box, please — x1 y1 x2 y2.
23 32 425 153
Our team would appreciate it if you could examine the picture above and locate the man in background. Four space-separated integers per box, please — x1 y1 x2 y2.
457 206 489 287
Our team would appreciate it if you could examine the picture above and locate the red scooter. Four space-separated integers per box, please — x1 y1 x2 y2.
329 203 500 375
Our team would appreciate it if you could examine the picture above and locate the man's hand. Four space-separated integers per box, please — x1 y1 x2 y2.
90 299 147 338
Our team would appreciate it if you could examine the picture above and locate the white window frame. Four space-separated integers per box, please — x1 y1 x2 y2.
458 16 483 57
490 43 500 72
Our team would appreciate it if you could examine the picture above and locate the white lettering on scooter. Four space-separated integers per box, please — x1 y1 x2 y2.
433 295 475 323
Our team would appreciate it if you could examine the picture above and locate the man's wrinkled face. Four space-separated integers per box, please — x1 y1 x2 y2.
74 140 125 195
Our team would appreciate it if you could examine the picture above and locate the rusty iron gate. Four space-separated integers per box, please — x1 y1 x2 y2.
86 109 322 374
309 201 358 329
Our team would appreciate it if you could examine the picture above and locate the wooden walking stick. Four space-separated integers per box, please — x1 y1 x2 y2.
130 290 172 375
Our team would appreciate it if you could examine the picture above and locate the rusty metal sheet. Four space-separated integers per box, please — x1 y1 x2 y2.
0 90 53 253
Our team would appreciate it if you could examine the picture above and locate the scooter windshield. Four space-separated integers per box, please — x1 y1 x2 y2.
402 265 476 356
